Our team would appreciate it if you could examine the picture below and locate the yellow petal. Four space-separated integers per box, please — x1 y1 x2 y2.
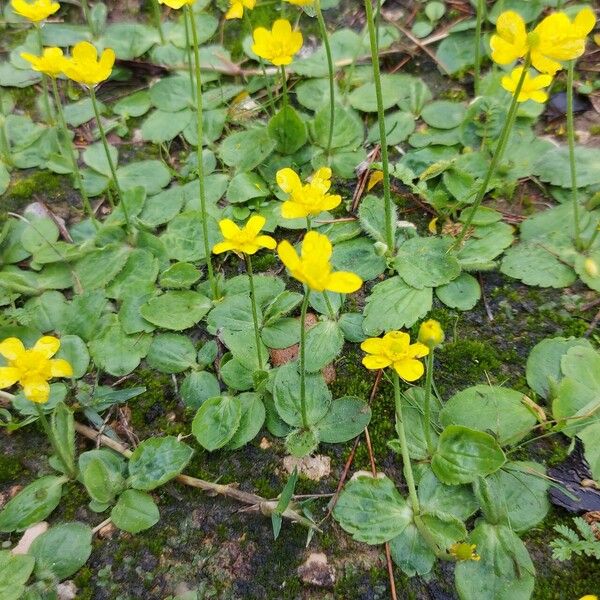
326 271 363 294
360 337 387 354
574 8 596 36
301 231 332 264
33 336 60 358
362 355 392 370
0 367 20 389
72 41 98 63
530 51 562 75
272 18 293 39
49 359 74 378
408 342 430 359
219 218 241 239
276 167 302 194
22 378 51 403
256 235 277 250
0 337 25 361
212 241 235 254
383 331 410 349
367 170 384 191
245 214 266 237
393 359 425 382
322 194 342 211
277 240 301 271
281 200 310 219
225 1 243 19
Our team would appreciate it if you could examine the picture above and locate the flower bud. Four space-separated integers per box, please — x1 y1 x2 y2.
373 241 388 257
418 319 444 348
584 258 599 278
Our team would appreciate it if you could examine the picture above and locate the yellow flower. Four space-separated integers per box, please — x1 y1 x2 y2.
360 331 429 381
20 47 65 78
252 19 303 66
285 0 314 5
490 8 597 75
501 67 552 103
212 215 276 256
579 596 598 600
276 167 341 219
530 8 596 75
277 231 362 293
158 0 196 8
449 543 481 562
490 11 529 66
62 41 115 87
225 0 255 20
418 319 444 348
0 336 73 404
11 0 60 22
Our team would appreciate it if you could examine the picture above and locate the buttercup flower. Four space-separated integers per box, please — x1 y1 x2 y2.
158 0 196 8
490 8 597 75
20 47 65 78
212 215 276 256
278 231 362 293
276 167 341 219
418 319 445 348
225 0 255 20
0 336 73 404
62 41 115 86
361 331 429 381
579 596 598 600
501 67 552 103
449 543 481 562
252 19 303 66
11 0 60 22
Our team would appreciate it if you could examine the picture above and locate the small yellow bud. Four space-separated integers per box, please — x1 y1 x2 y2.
449 542 480 562
418 319 444 348
584 258 599 278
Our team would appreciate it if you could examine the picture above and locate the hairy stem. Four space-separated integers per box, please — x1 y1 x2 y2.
245 254 265 370
315 0 335 157
299 291 310 429
567 60 581 249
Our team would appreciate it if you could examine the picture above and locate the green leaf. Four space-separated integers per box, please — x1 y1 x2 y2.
180 370 221 409
82 142 118 177
421 100 466 129
332 237 386 281
348 76 406 112
192 395 242 451
160 211 220 262
578 421 600 482
273 362 331 427
220 356 254 391
314 396 371 443
51 402 75 475
575 249 600 292
140 291 211 331
312 103 363 149
272 467 298 539
0 476 61 534
219 127 276 172
105 248 158 300
113 90 151 118
367 111 415 146
295 78 338 111
304 320 344 372
64 290 108 342
526 336 591 400
226 172 270 204
117 160 171 195
101 22 158 59
454 522 535 600
128 437 194 490
261 317 300 349
435 31 478 74
417 468 478 521
74 243 131 291
358 194 397 245
394 237 461 289
268 106 308 154
339 312 367 343
20 217 59 254
440 385 537 445
29 522 92 580
393 388 438 460
333 475 412 544
222 326 268 371
227 392 266 450
158 262 201 290
389 522 435 577
111 490 160 534
80 451 126 505
138 186 186 229
146 333 197 373
435 272 480 311
54 334 89 379
432 425 506 485
141 108 192 143
22 291 68 333
285 427 319 457
0 550 35 600
362 276 432 336
534 146 600 188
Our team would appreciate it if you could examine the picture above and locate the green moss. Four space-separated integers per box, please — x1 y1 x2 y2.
59 481 90 521
3 171 65 215
73 566 94 600
252 252 278 272
0 453 23 483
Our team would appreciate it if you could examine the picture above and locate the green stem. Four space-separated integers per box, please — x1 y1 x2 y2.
299 291 310 429
51 79 97 230
89 86 131 231
151 0 166 45
363 0 394 252
187 5 218 300
474 0 484 95
35 404 75 479
184 9 196 102
315 0 335 158
35 27 53 125
245 254 265 371
586 222 600 250
566 60 581 249
0 115 11 166
80 0 94 35
453 55 530 249
322 291 336 320
280 65 289 109
423 350 434 456
393 371 420 514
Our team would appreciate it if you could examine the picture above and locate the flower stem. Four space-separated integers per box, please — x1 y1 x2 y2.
423 351 434 456
34 27 53 125
35 404 75 479
566 60 581 250
474 0 484 96
51 78 97 230
315 0 335 158
393 371 420 514
184 11 196 102
245 254 265 371
453 55 530 249
80 0 94 35
89 86 131 232
363 0 394 252
299 290 310 429
323 291 336 320
151 0 166 45
187 5 218 300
